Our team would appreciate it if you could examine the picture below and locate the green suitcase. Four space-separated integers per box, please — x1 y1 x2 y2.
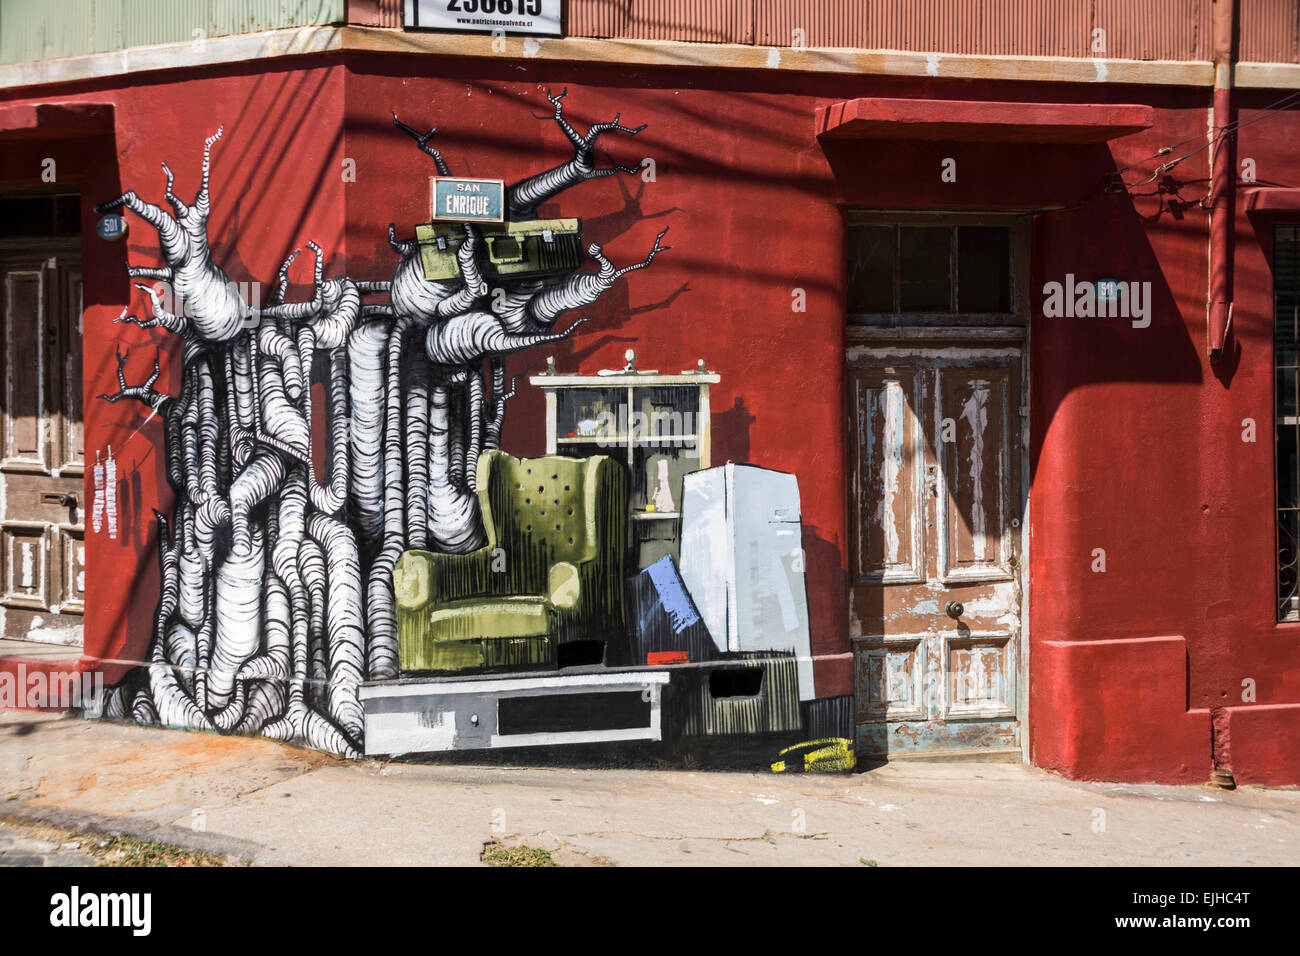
416 218 584 282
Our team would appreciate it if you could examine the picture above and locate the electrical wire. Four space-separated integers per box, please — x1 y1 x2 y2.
1111 87 1300 190
1041 84 1300 215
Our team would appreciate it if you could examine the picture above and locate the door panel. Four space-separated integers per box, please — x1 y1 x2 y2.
851 371 926 584
937 367 1013 583
4 268 45 466
850 347 1023 757
60 266 85 473
0 244 84 646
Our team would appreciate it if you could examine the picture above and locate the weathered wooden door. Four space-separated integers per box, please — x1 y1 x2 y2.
0 239 85 646
849 343 1024 758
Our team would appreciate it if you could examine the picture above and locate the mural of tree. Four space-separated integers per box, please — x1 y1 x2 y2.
98 90 669 757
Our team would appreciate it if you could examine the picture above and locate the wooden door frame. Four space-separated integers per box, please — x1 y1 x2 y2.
0 229 85 646
845 324 1030 762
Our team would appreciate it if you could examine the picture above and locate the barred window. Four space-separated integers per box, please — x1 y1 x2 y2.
1276 224 1300 621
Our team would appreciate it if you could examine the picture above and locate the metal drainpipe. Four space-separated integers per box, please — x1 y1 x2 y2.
1208 0 1237 357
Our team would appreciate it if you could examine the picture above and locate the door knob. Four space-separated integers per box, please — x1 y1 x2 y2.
42 492 78 508
945 600 964 619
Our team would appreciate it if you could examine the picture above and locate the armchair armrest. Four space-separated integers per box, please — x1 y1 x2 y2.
394 546 501 613
548 561 581 609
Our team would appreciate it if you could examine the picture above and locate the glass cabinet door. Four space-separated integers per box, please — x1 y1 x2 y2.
556 387 625 445
630 385 699 446
628 385 702 568
545 379 711 571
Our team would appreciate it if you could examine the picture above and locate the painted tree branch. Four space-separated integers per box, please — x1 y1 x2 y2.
393 112 451 176
96 127 252 342
507 88 647 218
98 347 171 413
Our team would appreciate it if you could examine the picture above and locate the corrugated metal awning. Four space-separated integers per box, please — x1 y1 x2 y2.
816 98 1154 144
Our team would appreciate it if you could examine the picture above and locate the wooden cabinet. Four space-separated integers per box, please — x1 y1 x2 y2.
530 353 719 570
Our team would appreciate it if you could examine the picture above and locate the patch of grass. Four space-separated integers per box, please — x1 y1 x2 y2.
481 841 557 868
859 857 878 867
87 835 232 868
4 819 233 867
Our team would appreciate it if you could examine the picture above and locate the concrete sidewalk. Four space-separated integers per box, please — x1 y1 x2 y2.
1 712 1296 866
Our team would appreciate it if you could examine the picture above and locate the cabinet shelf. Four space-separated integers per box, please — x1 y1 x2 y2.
531 362 717 570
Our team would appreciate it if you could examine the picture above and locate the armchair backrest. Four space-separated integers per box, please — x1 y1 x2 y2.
476 450 626 592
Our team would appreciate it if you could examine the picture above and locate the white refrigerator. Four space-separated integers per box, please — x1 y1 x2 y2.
679 463 815 701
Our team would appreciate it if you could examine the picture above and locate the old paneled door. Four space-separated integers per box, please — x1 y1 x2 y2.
849 340 1025 758
0 229 85 647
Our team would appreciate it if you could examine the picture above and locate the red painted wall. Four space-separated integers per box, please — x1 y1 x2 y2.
2 53 1298 782
0 64 345 688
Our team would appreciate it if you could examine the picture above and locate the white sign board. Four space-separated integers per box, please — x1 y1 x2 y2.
405 0 562 36
429 176 506 222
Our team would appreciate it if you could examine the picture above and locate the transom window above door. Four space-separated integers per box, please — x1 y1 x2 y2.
846 214 1029 325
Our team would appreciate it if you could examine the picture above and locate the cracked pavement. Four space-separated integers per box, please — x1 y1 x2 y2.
2 712 1297 866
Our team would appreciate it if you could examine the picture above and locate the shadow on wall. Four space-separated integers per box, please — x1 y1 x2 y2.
802 525 849 685
822 134 1205 485
1029 153 1205 484
713 396 755 464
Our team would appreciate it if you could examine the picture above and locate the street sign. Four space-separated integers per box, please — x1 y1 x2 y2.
430 176 506 223
1095 278 1121 304
405 0 562 37
96 213 128 241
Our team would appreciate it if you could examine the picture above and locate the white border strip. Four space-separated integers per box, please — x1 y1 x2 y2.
2 25 1297 93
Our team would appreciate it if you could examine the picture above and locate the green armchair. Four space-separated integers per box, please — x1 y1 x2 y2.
394 450 628 674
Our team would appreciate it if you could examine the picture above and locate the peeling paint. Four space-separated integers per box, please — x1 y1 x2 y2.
850 349 1022 757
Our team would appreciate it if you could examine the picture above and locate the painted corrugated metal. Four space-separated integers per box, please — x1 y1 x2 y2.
1093 0 1210 61
569 0 1219 60
3 0 1294 67
567 0 754 44
1240 0 1300 62
319 0 1297 63
348 0 402 28
752 0 864 50
0 0 343 65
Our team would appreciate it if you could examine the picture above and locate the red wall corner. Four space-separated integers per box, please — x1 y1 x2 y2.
1030 635 1210 784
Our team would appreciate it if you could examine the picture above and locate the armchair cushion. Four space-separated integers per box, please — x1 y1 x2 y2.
424 596 551 642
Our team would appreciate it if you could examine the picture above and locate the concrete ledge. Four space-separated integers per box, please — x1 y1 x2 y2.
1244 186 1300 213
1030 635 1211 785
816 97 1155 143
1219 703 1300 787
6 25 1299 94
0 101 113 138
0 802 262 864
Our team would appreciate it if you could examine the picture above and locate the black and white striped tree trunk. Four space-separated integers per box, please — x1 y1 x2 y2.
100 92 668 756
